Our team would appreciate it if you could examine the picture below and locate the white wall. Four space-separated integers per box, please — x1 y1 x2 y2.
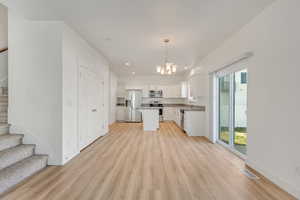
196 0 300 198
184 71 208 106
0 4 7 87
8 12 63 165
8 12 111 165
62 25 110 164
109 71 117 125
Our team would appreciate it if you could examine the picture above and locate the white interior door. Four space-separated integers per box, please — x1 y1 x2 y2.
78 67 89 150
95 79 105 136
78 66 104 150
87 75 98 144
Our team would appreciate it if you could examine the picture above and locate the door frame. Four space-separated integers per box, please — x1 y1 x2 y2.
77 65 104 151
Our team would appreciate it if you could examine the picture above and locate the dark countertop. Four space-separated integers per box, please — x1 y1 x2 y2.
116 103 205 111
180 106 206 111
140 104 205 111
138 107 160 110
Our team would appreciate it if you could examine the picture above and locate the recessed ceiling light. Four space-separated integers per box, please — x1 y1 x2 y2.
132 72 135 75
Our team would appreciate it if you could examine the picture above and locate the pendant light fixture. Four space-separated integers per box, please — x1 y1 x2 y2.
156 39 177 75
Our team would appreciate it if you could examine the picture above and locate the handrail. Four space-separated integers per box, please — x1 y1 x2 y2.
0 47 8 53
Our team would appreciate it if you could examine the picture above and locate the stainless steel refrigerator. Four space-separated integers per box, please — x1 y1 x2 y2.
125 89 142 122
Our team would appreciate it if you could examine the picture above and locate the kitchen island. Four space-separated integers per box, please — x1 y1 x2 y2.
139 108 159 131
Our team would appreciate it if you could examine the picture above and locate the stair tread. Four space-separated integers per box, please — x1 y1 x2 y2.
0 134 23 140
0 155 48 194
0 123 9 127
0 155 48 176
0 144 35 156
0 145 35 171
0 155 48 174
0 124 9 136
0 134 24 151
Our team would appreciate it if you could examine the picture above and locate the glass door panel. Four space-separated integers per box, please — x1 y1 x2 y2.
234 70 248 154
218 75 231 144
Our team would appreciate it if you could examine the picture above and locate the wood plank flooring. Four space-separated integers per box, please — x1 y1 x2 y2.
1 122 295 200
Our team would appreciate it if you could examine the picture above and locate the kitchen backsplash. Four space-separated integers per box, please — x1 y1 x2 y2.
185 96 207 106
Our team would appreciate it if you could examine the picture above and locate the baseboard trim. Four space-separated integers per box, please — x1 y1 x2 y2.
246 161 300 199
201 136 214 144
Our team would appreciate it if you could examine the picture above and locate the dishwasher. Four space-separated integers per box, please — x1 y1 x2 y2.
180 109 185 131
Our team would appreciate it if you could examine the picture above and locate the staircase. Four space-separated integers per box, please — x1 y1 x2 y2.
0 87 48 195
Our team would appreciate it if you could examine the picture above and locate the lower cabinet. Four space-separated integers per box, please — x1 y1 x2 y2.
184 111 205 136
163 107 181 127
163 108 173 121
174 108 181 126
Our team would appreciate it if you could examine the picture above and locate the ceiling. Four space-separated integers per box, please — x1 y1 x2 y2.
2 0 273 76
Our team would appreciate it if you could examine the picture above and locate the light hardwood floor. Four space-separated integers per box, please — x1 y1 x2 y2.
1 122 295 200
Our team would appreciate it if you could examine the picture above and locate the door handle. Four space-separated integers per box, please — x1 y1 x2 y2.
91 109 97 112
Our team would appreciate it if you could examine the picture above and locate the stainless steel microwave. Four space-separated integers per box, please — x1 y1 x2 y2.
149 90 163 98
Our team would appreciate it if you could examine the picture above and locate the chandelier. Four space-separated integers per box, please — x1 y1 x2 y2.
156 39 177 75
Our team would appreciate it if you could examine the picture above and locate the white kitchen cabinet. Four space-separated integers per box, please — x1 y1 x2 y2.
141 85 149 97
188 75 207 100
175 108 181 126
127 84 186 99
140 109 159 131
149 85 160 90
116 106 126 121
117 85 127 97
184 111 205 136
170 84 181 98
163 107 175 121
162 84 181 98
125 85 143 90
181 81 188 98
161 86 169 98
163 107 181 125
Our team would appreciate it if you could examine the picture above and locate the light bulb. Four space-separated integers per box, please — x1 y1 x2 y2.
161 68 165 75
156 66 161 73
172 65 177 73
166 62 172 70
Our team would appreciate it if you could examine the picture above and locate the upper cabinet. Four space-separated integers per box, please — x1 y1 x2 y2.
162 84 181 98
141 85 149 98
181 81 188 98
139 84 186 98
187 74 207 100
118 82 193 99
117 84 127 97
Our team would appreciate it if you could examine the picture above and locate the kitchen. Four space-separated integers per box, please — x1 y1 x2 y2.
115 71 207 136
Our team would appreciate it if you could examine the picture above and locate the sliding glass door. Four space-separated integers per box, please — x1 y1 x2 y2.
218 75 231 144
217 68 248 156
233 69 248 154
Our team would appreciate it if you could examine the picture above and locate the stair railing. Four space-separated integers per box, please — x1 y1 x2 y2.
0 47 8 54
